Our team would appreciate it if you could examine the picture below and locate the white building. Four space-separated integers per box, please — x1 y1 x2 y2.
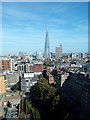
23 72 34 78
21 72 38 92
36 52 43 60
70 53 77 59
55 45 62 60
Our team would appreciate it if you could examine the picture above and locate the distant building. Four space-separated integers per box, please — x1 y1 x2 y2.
70 53 77 59
81 53 85 58
55 45 62 60
0 73 6 93
44 29 50 59
36 52 43 60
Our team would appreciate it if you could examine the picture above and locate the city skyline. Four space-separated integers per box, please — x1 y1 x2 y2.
1 2 88 55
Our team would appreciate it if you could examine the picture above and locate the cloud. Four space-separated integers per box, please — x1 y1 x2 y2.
2 4 41 23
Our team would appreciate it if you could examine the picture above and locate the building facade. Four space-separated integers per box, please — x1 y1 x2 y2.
1 60 11 71
21 72 38 92
55 45 62 60
0 59 16 72
62 72 90 120
5 72 19 89
0 74 6 93
33 63 43 72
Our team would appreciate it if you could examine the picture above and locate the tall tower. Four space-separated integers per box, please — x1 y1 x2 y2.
44 29 50 59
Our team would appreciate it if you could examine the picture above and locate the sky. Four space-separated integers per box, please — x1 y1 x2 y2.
1 0 90 2
1 2 88 55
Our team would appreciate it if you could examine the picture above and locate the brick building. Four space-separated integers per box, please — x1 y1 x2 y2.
1 60 11 71
62 72 90 120
33 63 43 72
46 72 55 84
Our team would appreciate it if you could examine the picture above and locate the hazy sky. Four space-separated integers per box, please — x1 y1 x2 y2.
2 2 88 55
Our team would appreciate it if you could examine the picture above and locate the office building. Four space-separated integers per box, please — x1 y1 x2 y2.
36 52 43 60
55 45 62 60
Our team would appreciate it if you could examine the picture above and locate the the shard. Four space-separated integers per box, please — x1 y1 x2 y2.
44 29 50 59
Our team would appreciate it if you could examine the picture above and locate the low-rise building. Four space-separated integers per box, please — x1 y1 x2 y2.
4 72 19 90
33 63 43 72
21 72 39 92
6 108 18 119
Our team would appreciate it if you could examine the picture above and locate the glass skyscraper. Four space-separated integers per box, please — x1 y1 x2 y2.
44 29 50 59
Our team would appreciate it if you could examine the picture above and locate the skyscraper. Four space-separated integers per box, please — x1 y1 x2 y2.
44 29 50 59
55 45 62 60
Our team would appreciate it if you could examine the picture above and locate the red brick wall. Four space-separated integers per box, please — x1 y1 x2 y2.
0 60 11 71
33 64 43 72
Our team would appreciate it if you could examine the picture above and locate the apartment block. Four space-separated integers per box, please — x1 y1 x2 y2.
21 72 38 92
5 72 19 89
0 73 6 93
33 63 43 72
2 60 11 71
62 72 90 120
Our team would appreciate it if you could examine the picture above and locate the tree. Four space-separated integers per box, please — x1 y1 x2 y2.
25 99 41 120
31 107 41 120
30 74 70 120
52 95 60 107
11 80 21 91
39 74 44 79
31 77 57 101
26 99 32 114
